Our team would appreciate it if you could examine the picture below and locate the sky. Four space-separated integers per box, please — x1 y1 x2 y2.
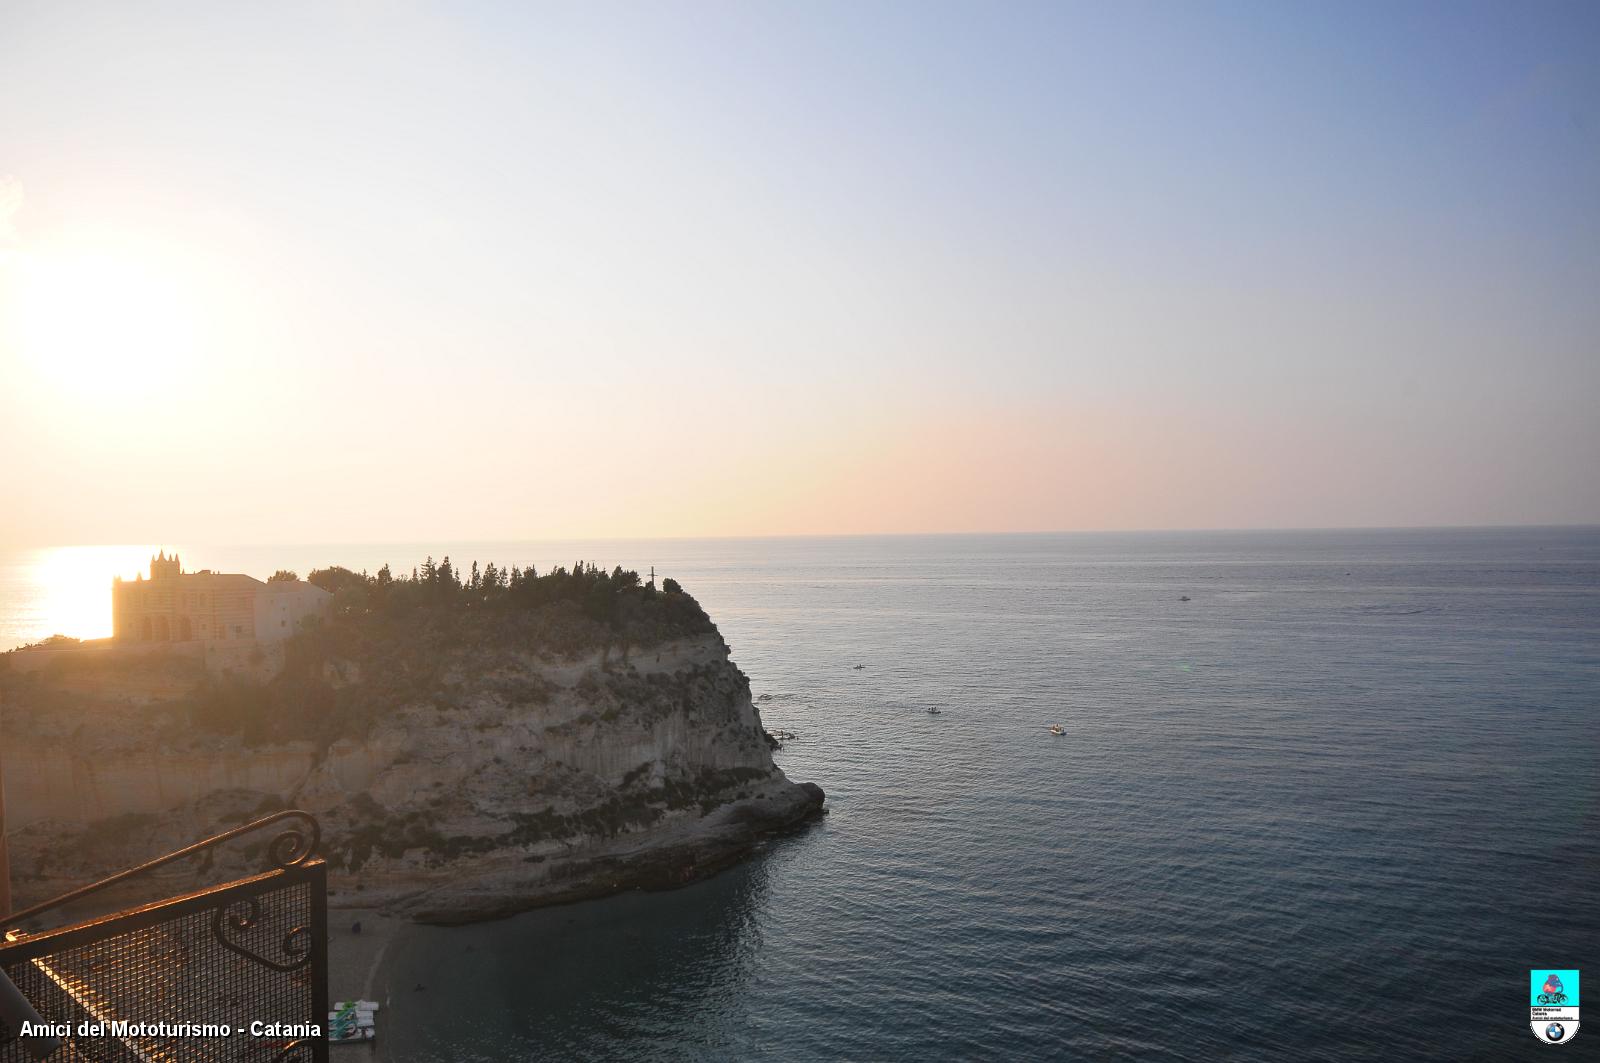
1 0 1597 545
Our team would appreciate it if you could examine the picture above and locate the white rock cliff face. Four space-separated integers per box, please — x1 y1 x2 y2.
1 632 824 923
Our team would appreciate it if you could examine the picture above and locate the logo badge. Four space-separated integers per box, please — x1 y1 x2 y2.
1531 969 1580 1045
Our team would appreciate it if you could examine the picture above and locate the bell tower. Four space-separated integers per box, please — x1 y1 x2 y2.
150 549 182 580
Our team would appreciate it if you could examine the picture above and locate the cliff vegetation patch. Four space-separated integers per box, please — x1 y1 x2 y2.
178 559 716 744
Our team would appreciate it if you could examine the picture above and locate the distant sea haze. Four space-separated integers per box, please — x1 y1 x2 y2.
4 528 1598 1060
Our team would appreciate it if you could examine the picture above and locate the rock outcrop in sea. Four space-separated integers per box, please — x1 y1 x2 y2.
0 565 824 923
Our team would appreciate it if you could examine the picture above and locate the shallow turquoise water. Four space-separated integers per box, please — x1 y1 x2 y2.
6 529 1598 1059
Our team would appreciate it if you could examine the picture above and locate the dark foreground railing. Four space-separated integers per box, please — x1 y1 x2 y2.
0 813 329 1063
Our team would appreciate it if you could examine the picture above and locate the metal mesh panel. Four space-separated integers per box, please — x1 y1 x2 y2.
1 865 325 1063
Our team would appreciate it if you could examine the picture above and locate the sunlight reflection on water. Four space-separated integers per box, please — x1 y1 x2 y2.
0 544 162 646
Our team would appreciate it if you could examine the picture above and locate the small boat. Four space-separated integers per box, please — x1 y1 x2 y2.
926 707 942 715
1178 595 1191 602
329 1000 379 1044
1048 725 1065 736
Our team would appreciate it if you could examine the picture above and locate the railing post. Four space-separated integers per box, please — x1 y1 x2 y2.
311 861 330 1063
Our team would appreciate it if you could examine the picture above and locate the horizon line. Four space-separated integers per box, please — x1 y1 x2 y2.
11 521 1600 553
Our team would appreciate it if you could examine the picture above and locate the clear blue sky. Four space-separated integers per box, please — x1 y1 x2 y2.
1 1 1596 543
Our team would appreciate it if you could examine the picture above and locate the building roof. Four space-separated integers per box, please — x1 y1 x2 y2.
260 579 332 598
165 572 265 589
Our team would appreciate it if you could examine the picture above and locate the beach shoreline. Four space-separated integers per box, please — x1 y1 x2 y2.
326 908 407 1060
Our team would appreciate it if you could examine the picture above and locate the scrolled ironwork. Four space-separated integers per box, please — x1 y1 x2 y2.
210 895 312 973
267 815 321 870
2 857 330 1063
221 895 263 935
1 809 323 931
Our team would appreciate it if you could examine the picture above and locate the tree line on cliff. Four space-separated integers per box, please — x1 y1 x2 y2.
182 561 714 744
299 556 696 636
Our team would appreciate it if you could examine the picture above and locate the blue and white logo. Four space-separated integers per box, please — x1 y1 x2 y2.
1531 969 1580 1045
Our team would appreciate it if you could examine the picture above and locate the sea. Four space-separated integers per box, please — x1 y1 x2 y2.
2 528 1597 1060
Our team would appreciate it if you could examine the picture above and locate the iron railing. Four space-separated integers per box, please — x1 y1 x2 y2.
0 812 329 1063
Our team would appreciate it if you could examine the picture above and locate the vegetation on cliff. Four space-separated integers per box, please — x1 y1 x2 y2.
304 557 711 647
0 560 718 746
0 560 825 921
189 559 717 744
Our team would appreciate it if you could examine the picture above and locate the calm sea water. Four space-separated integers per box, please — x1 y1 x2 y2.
4 529 1598 1059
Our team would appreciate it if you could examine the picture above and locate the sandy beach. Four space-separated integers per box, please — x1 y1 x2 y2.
326 908 409 1061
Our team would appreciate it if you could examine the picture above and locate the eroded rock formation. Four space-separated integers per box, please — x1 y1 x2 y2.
1 586 823 923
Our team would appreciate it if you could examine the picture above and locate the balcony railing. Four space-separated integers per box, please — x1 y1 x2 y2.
0 812 329 1063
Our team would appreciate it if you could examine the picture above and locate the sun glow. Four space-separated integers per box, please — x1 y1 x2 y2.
12 545 162 646
4 243 205 403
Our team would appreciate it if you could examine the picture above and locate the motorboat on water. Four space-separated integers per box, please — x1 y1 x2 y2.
1047 724 1065 736
927 706 942 715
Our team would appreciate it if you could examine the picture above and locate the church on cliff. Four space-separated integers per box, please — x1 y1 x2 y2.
112 551 330 644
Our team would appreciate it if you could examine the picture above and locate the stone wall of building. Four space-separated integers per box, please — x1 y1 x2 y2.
113 570 262 642
254 581 332 642
110 554 327 646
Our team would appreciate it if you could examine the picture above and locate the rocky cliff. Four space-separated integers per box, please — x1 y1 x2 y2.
0 572 824 923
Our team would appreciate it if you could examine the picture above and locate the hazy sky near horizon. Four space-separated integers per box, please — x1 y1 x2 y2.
2 1 1597 545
